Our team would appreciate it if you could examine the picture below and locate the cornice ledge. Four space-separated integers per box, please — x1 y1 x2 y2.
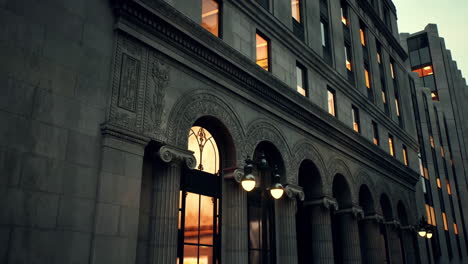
101 123 150 146
157 144 196 169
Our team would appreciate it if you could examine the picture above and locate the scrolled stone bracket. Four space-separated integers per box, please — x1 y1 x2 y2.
305 196 339 211
224 168 244 183
157 144 196 169
283 184 305 201
335 206 365 219
401 225 415 231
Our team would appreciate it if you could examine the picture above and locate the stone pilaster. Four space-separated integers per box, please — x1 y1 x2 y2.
401 226 418 264
385 220 403 264
222 168 248 264
277 198 299 264
305 197 338 264
335 206 364 264
359 214 385 264
149 145 195 264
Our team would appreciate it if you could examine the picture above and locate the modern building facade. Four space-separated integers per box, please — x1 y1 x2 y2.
0 0 465 264
402 25 468 264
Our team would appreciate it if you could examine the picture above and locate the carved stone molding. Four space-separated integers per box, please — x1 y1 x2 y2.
166 90 245 164
108 32 169 140
290 140 329 188
384 219 401 228
156 145 196 169
243 120 293 182
335 206 365 219
361 213 385 223
101 123 149 147
284 184 305 201
224 168 244 183
305 196 339 211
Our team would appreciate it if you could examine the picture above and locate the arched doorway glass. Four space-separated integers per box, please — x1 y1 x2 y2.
178 126 221 264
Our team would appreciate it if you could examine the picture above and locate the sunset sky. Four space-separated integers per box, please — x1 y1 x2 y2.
393 0 468 82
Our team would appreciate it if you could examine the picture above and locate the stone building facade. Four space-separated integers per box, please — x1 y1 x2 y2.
402 25 468 264
0 0 462 264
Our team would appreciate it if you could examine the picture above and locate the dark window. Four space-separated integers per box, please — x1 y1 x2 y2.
352 106 360 133
372 121 379 145
296 63 307 96
255 0 269 10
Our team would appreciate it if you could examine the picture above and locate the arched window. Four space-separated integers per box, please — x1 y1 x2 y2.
178 126 221 264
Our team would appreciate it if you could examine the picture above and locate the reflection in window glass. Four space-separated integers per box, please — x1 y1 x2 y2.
291 0 301 22
256 33 269 71
327 89 336 116
296 64 307 96
201 0 219 37
188 126 219 174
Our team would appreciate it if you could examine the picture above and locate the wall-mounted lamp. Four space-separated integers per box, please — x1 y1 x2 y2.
240 155 284 199
417 216 433 239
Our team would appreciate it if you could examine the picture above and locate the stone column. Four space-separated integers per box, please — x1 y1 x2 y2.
401 226 418 264
149 145 196 264
335 206 364 264
276 198 299 264
386 220 403 264
305 197 338 264
222 168 248 264
359 214 385 264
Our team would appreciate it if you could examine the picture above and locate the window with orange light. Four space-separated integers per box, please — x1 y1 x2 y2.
423 167 429 179
430 135 435 148
364 69 371 89
440 146 445 158
341 4 348 26
437 178 442 188
442 213 448 231
291 0 301 23
328 88 337 117
372 121 379 145
395 98 400 117
390 62 395 79
360 28 366 46
413 65 434 77
447 179 452 195
256 32 269 71
454 223 459 235
388 135 395 157
352 106 360 133
201 0 220 37
426 204 436 226
431 91 439 101
402 145 408 166
344 45 352 71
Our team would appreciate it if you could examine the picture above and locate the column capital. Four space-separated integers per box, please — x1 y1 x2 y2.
157 144 196 169
361 213 385 223
335 205 365 219
284 184 305 201
223 167 244 183
304 196 338 210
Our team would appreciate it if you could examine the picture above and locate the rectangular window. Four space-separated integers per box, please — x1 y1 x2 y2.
364 68 371 89
440 146 445 158
372 121 379 145
360 28 366 46
402 145 409 166
395 98 400 117
442 212 449 231
430 135 435 148
296 63 307 96
447 179 452 195
426 204 437 226
345 45 352 71
437 178 441 188
352 106 360 133
327 88 336 117
201 0 220 37
390 62 395 79
291 0 301 23
413 65 434 77
382 88 387 104
454 223 459 235
388 135 395 156
256 32 269 71
320 20 329 48
341 2 348 26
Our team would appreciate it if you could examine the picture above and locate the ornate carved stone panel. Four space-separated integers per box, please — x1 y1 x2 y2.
108 32 169 139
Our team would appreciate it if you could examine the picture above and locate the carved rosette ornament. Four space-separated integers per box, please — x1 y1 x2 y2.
157 145 196 169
